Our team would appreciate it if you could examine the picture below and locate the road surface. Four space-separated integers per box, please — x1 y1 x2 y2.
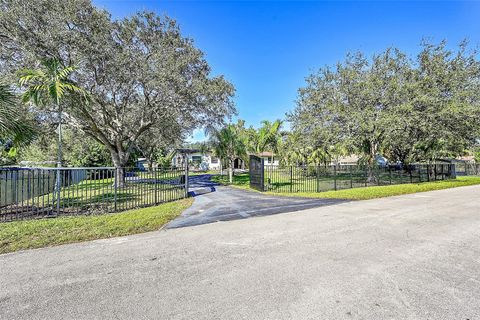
1 185 479 319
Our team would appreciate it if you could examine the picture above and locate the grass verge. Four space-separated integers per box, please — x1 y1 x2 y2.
268 176 480 200
0 198 193 254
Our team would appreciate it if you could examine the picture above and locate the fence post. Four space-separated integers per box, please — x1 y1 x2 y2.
260 158 265 192
316 166 320 193
334 165 337 191
377 167 380 186
114 168 118 212
350 165 353 189
409 169 413 183
55 168 61 216
290 166 293 193
185 160 189 198
389 166 392 185
154 168 158 204
365 168 367 187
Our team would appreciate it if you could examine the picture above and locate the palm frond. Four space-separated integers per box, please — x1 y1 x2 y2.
19 57 88 107
0 84 35 144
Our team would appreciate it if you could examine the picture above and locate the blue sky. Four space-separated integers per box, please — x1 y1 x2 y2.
94 0 480 141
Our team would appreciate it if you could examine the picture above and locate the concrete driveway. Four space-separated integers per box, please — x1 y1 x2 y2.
169 176 346 228
1 185 480 319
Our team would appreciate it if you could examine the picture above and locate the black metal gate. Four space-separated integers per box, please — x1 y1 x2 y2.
249 155 264 191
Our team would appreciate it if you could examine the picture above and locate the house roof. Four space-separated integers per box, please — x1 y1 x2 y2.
248 151 274 157
175 148 201 154
457 155 475 162
337 155 360 163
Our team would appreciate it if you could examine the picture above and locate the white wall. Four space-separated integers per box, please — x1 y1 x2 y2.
172 153 221 170
263 156 280 166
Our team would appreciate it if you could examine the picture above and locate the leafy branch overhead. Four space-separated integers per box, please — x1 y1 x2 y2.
288 42 480 168
0 0 236 169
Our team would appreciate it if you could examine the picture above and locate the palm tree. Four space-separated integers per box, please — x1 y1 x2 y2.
210 122 247 183
256 119 283 163
19 58 86 167
19 58 86 213
0 84 34 145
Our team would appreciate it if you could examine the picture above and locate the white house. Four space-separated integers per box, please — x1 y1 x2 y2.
255 152 280 166
171 149 221 171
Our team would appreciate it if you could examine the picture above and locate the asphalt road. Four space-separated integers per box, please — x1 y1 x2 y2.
168 180 346 228
1 185 480 319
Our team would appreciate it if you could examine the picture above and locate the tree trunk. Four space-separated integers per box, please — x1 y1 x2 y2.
229 160 234 184
147 159 154 172
111 149 129 188
366 142 378 184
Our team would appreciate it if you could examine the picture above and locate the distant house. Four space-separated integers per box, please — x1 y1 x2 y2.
334 155 360 165
253 151 280 166
171 149 221 171
332 154 388 166
135 158 148 170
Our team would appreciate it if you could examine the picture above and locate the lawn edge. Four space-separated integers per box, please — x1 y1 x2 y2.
264 177 480 200
0 197 194 255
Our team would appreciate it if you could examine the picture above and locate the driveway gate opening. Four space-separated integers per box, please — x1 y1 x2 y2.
249 155 264 191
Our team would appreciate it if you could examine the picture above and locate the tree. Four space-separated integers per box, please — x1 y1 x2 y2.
0 84 34 145
20 126 111 167
18 57 86 212
135 120 186 172
289 42 480 180
254 119 283 163
18 58 86 167
209 120 247 183
1 0 235 186
385 41 480 163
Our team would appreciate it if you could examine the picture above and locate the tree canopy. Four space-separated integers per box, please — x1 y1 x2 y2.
288 41 480 169
0 0 235 172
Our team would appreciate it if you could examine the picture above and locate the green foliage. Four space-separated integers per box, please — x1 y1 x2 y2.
0 198 193 254
289 41 480 167
1 0 235 168
20 126 111 167
209 120 248 182
18 58 86 107
253 119 283 154
0 84 35 156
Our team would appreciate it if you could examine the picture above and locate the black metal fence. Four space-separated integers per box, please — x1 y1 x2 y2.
0 167 187 222
454 161 480 176
263 164 455 193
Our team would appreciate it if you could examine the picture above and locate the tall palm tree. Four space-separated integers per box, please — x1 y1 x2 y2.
256 119 283 163
19 58 86 213
210 122 247 183
19 58 86 167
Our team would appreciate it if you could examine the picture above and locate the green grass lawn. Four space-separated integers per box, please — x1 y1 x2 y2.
5 175 185 218
268 176 480 200
210 173 250 189
0 198 193 254
188 170 221 176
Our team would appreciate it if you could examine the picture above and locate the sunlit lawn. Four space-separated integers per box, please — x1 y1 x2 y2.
10 175 185 216
0 198 193 254
210 173 250 189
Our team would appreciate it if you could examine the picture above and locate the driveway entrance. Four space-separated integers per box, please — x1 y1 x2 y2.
167 175 346 228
